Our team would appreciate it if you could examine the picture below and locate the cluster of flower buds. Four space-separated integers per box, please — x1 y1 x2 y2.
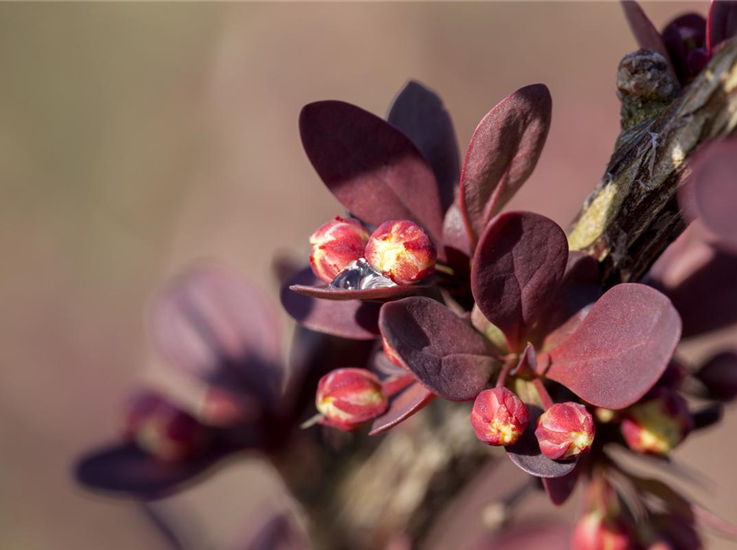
309 217 437 285
123 391 212 462
315 368 389 431
471 387 529 446
620 387 692 456
535 402 596 460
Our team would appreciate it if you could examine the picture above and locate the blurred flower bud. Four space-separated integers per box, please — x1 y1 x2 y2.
535 402 595 460
309 216 370 284
316 368 388 431
621 388 692 456
365 220 437 284
695 351 737 402
124 391 211 462
594 408 618 424
572 512 635 550
470 387 529 446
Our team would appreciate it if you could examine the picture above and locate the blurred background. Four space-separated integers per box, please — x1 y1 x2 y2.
1 2 735 549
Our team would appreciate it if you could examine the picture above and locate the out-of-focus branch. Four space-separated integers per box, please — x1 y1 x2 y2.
568 38 737 286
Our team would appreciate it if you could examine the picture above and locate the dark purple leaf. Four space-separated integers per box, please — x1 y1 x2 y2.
280 268 381 340
685 140 737 253
696 351 737 401
379 297 498 401
149 264 283 397
442 196 473 276
369 382 435 435
300 100 444 245
542 466 581 506
692 402 724 430
468 521 570 550
621 1 671 60
662 13 708 83
288 281 431 302
536 252 602 352
387 80 460 214
541 284 681 409
506 405 578 478
74 442 229 500
708 0 737 54
459 84 552 245
471 211 568 351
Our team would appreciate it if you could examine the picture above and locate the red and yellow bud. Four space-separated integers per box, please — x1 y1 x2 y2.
621 388 692 456
309 216 370 284
364 220 437 285
124 391 211 462
316 368 388 431
572 512 636 550
470 387 529 446
535 402 595 460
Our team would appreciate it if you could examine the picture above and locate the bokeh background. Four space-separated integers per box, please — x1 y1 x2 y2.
2 2 735 549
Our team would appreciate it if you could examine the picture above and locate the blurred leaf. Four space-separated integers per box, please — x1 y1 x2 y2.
369 382 435 435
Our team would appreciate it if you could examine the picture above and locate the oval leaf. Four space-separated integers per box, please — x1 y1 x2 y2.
506 405 578 478
708 0 737 55
300 100 444 245
541 283 682 409
149 264 283 397
621 0 671 60
542 466 581 506
686 140 737 253
471 211 568 351
74 443 229 500
459 84 552 245
387 80 460 214
280 268 381 340
379 297 498 401
369 382 435 435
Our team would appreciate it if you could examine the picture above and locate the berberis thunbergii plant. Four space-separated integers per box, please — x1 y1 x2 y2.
75 2 737 549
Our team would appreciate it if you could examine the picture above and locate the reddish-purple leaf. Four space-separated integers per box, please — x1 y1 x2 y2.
541 284 681 409
621 1 671 60
280 268 381 340
74 442 229 500
149 264 283 397
288 281 431 302
684 140 737 253
471 211 568 351
300 100 444 245
379 297 498 401
369 382 435 435
506 405 578 478
387 80 460 214
692 403 724 430
708 0 737 55
536 252 602 352
542 466 581 506
459 84 552 245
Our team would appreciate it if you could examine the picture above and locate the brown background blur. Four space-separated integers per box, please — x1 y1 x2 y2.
1 3 735 549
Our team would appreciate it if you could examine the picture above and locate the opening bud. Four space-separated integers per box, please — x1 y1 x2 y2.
364 220 437 285
535 402 595 460
621 388 692 456
123 391 212 462
470 387 529 446
309 216 370 284
316 368 388 431
572 512 636 550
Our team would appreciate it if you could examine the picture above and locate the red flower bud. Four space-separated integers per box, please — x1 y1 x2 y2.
470 387 529 446
621 388 692 456
124 391 211 462
309 216 370 284
316 368 388 431
535 402 595 460
364 220 437 284
572 512 635 550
